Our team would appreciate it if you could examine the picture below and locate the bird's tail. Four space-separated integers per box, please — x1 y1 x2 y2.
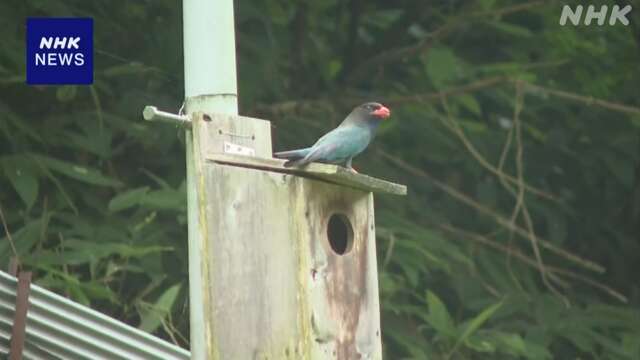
273 148 311 168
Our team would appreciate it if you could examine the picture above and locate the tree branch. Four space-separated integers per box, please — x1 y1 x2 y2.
379 149 606 274
440 224 627 303
387 76 507 105
436 93 559 202
519 81 640 116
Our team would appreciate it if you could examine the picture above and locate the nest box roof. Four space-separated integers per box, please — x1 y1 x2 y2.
207 153 407 196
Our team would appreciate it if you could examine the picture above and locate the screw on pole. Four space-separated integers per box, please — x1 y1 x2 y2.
142 106 192 127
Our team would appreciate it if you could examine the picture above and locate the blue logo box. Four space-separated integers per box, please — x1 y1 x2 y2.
26 18 93 85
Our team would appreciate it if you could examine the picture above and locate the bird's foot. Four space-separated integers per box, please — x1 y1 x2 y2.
347 167 359 174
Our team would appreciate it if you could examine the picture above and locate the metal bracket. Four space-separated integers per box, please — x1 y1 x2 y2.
143 106 192 127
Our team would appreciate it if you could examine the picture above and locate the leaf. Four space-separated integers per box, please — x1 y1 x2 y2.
457 95 481 116
140 168 172 189
424 47 462 89
458 119 487 133
81 281 119 304
32 154 122 187
108 186 150 212
139 283 182 333
396 238 446 268
35 266 93 306
386 330 431 358
141 189 185 210
494 332 527 355
589 330 635 358
327 60 342 80
61 123 112 158
523 123 546 142
465 336 496 353
425 291 456 337
449 301 503 357
517 338 552 360
622 333 640 358
0 219 43 264
66 280 92 306
560 328 595 353
26 249 99 266
25 242 171 267
484 20 533 37
3 160 38 209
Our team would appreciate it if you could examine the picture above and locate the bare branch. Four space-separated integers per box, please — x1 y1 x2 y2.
511 84 568 305
388 76 507 105
436 95 559 202
379 149 606 274
439 92 567 303
440 224 627 303
519 80 640 116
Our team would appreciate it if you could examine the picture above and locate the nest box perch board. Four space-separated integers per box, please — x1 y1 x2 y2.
185 111 406 359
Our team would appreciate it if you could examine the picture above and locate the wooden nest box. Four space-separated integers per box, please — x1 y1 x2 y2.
189 112 406 360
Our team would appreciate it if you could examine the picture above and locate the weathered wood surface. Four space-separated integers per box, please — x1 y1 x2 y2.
207 153 407 196
300 181 382 360
190 112 383 359
188 111 273 360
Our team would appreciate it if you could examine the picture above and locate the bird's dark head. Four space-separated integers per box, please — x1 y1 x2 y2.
357 102 391 120
341 102 391 129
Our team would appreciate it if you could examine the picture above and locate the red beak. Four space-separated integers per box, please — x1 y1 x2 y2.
371 105 391 119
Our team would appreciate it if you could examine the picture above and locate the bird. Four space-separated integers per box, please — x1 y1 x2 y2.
273 102 391 173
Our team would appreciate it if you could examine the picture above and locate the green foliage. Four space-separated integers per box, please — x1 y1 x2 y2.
1 0 640 358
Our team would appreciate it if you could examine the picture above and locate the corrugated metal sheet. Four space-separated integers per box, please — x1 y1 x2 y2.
0 270 191 360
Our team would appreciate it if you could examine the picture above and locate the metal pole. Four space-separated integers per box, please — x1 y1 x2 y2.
183 0 238 358
183 0 238 114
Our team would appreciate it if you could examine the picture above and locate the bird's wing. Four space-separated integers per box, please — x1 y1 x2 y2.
313 126 363 146
305 126 370 164
302 142 339 164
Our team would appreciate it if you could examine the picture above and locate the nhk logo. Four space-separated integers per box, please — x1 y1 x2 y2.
36 37 85 66
26 18 93 85
559 5 632 26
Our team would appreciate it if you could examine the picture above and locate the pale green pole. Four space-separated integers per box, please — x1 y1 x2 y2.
183 0 238 358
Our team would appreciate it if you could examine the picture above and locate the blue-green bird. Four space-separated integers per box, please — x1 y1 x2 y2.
274 102 391 172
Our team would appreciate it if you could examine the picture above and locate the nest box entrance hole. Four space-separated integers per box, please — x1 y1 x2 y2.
327 213 354 255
